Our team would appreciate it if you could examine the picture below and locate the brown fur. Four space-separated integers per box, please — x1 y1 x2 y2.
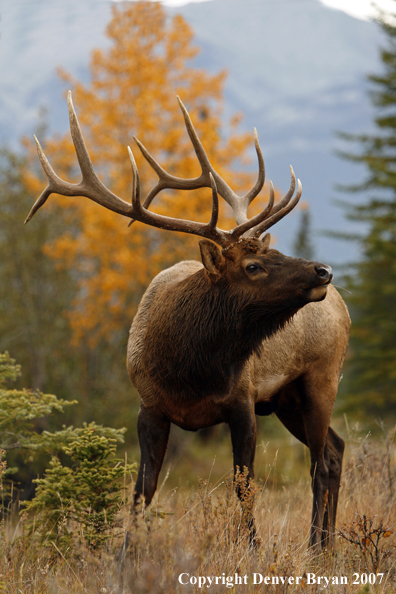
127 238 350 548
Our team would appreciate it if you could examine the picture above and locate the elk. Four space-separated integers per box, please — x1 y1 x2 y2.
26 92 350 549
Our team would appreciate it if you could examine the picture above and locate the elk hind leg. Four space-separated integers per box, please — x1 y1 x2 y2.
300 377 339 549
321 427 344 548
275 381 334 549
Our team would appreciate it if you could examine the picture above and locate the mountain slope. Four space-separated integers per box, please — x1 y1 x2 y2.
0 0 384 261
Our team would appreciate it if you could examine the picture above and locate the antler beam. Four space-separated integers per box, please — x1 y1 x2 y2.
26 92 302 247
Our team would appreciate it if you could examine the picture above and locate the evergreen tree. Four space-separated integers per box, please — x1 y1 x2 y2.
0 145 137 451
0 147 76 393
338 4 396 421
292 203 314 260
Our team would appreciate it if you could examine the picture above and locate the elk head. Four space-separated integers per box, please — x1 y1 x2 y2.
199 237 332 306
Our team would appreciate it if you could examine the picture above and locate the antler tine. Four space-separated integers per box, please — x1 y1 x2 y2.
270 165 296 215
25 91 134 224
248 165 296 237
239 165 297 238
176 97 252 225
244 128 265 206
176 96 212 176
127 144 226 244
24 137 64 223
67 91 97 182
207 172 220 231
254 179 303 239
132 135 200 211
230 181 275 240
127 146 140 211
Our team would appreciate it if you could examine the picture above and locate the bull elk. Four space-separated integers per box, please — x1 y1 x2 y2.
26 92 350 549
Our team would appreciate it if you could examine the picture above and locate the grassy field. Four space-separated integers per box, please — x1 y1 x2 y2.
1 424 395 593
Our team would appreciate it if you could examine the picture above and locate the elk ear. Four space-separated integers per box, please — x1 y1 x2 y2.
261 233 271 250
199 240 226 280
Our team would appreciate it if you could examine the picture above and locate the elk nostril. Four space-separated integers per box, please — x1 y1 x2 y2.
315 265 333 280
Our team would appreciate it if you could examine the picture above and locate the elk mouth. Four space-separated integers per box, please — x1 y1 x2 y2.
317 276 332 287
304 278 332 302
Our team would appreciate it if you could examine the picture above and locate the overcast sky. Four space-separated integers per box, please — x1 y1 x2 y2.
319 0 396 20
158 0 396 21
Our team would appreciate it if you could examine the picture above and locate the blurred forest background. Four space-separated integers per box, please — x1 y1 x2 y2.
1 0 396 497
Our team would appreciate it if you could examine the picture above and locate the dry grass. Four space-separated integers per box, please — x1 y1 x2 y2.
1 430 396 594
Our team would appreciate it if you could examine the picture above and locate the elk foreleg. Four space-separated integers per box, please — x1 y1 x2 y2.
134 406 170 508
118 407 170 565
228 405 257 545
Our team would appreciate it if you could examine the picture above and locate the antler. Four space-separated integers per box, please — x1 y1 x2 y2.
26 92 302 247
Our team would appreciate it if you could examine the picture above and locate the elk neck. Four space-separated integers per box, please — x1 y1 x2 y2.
142 266 299 402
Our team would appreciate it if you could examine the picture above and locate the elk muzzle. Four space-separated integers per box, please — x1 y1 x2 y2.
306 264 333 302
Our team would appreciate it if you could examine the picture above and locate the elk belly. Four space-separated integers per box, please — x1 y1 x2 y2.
256 374 288 401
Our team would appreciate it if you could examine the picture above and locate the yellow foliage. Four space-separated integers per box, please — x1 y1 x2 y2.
25 1 277 345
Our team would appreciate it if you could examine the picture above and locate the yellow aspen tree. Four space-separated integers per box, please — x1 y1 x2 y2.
27 2 272 345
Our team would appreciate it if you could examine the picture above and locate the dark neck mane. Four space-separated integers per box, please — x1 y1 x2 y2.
142 269 296 401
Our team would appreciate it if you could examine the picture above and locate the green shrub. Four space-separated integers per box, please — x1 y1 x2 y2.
0 352 136 551
25 424 136 550
0 351 76 456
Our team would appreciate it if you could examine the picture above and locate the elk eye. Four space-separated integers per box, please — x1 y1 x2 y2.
246 264 259 273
